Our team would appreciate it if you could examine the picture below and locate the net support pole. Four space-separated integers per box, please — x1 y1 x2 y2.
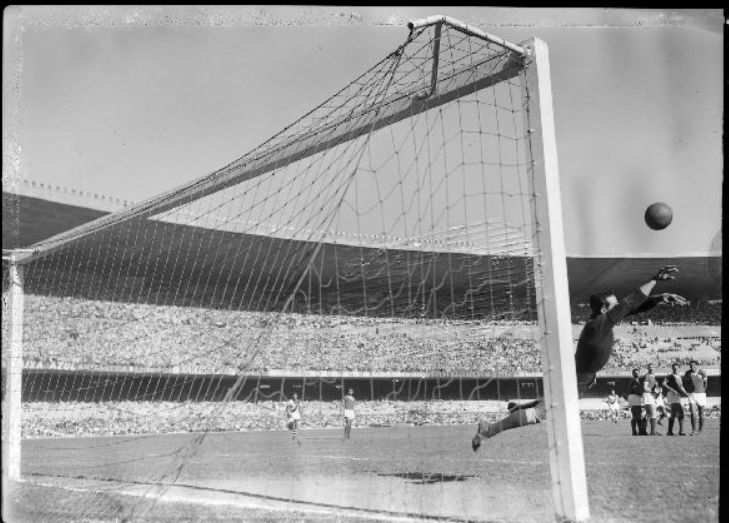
2 255 24 481
523 38 590 522
427 22 442 97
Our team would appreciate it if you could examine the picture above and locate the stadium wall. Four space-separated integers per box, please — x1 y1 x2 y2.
21 370 721 403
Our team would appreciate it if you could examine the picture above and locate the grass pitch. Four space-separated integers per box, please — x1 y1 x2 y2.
7 418 720 523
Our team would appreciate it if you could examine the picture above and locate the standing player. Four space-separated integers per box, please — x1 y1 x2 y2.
641 364 660 435
342 388 356 440
684 360 708 435
663 362 689 436
627 368 647 436
605 389 621 423
472 267 687 450
653 381 668 426
286 392 302 442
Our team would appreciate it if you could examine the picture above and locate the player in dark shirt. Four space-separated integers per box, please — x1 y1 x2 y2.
683 360 708 435
626 367 648 436
472 266 687 451
663 363 690 436
641 364 660 435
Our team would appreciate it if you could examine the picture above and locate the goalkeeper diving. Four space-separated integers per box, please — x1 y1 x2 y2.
472 266 688 451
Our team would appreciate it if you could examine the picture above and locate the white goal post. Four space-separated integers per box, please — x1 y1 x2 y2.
407 18 590 522
2 252 25 482
521 38 590 522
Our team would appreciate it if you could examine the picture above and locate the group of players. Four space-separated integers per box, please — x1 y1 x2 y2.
606 360 709 436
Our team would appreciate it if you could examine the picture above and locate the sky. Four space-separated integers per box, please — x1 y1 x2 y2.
4 6 723 258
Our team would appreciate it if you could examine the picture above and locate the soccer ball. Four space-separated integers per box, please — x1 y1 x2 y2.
644 202 673 230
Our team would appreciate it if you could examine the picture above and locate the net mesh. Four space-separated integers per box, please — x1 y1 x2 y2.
3 23 558 522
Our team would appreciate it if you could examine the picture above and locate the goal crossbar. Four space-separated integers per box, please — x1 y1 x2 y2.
14 48 525 266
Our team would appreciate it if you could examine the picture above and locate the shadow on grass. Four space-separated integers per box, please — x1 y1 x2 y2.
377 472 476 484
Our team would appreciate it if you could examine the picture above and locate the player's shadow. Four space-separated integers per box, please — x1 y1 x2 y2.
377 472 475 485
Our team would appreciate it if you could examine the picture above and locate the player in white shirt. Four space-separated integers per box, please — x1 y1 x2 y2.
342 388 356 440
605 389 621 423
285 392 302 442
653 382 667 426
641 364 660 435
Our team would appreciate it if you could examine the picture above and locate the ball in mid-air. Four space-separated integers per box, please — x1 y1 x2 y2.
644 202 673 230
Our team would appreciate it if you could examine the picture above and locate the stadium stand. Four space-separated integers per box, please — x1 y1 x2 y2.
22 398 721 439
20 294 720 376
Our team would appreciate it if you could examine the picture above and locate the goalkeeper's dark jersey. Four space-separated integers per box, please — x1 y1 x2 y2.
574 289 656 374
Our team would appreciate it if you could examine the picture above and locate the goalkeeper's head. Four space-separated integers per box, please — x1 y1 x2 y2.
588 291 617 318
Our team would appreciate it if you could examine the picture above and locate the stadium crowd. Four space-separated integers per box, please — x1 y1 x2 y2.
571 299 721 325
21 396 720 439
13 295 721 439
16 295 721 375
580 406 722 422
21 399 502 438
606 337 719 372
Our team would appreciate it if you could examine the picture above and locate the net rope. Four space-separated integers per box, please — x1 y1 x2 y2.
3 23 556 522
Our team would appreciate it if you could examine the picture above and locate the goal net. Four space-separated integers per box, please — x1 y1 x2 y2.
3 17 587 523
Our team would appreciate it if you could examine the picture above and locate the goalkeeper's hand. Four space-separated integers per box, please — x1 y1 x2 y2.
652 266 678 281
659 293 688 306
